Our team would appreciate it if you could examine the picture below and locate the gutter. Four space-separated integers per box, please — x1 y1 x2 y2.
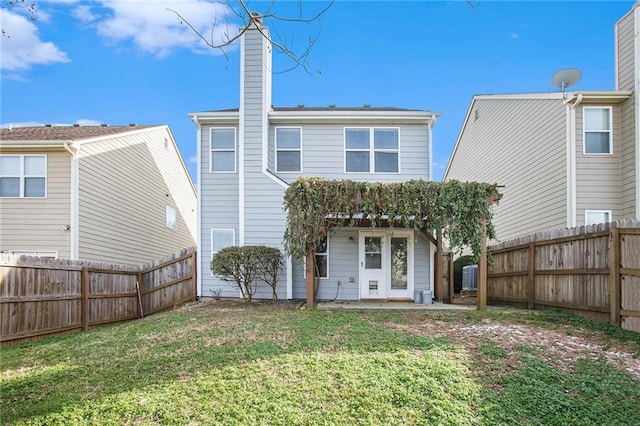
191 115 203 298
63 142 79 259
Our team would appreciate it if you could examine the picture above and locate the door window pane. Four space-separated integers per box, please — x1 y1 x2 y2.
365 237 382 269
391 237 408 289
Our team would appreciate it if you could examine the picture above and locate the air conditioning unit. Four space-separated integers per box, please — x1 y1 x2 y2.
462 265 478 290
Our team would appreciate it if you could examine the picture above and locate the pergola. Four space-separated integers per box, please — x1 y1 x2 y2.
282 178 502 309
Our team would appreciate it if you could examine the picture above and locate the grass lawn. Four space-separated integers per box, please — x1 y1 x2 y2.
1 301 639 425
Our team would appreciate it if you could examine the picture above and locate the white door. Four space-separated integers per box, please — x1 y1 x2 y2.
359 231 414 299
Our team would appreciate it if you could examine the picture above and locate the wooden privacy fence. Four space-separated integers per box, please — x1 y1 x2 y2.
0 247 197 347
487 221 640 332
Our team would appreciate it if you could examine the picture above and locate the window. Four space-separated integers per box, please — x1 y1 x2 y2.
583 107 612 154
304 236 329 279
585 210 611 225
211 229 235 255
275 127 302 172
345 128 399 173
8 250 58 258
210 128 236 172
0 155 46 198
166 205 177 229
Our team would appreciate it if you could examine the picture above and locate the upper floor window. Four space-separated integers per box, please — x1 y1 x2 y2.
583 107 612 154
210 128 236 173
585 210 611 225
0 155 46 198
345 128 399 173
275 127 302 172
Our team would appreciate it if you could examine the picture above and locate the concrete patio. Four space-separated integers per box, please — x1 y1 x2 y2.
316 301 476 311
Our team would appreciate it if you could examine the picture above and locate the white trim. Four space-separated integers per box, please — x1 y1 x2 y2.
64 142 79 260
566 104 577 228
269 110 438 125
582 106 613 155
238 34 246 247
8 250 58 258
194 115 203 297
286 255 292 300
344 127 400 174
275 127 303 173
585 210 612 226
428 114 437 181
635 6 640 220
209 127 237 173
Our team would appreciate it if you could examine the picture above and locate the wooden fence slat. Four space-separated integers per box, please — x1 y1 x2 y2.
610 225 621 326
527 242 535 310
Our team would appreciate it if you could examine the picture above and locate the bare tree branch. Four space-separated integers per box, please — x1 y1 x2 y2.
167 0 334 74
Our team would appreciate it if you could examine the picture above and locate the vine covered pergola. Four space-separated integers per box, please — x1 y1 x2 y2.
283 178 502 308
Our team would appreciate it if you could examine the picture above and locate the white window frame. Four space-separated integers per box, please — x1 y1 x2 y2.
8 250 58 258
165 205 177 230
344 127 400 174
304 236 329 280
0 154 47 198
275 127 302 173
585 210 612 226
211 228 235 256
210 127 237 173
582 106 613 155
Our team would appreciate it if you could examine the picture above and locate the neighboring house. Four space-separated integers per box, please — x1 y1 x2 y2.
444 3 639 243
191 17 439 301
0 124 197 265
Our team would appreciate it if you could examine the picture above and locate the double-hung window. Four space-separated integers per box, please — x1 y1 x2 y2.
165 205 177 230
275 127 302 172
304 236 329 279
0 155 46 198
210 128 236 172
345 128 399 173
583 107 612 154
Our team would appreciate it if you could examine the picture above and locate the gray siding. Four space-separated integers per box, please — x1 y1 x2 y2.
0 150 71 258
78 127 196 265
199 124 241 298
291 229 431 301
268 124 430 183
616 8 638 219
575 106 624 224
445 98 568 242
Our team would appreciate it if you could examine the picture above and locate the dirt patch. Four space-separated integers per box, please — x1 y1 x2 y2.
386 316 640 381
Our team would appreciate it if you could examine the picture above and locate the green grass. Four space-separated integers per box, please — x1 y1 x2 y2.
1 303 639 425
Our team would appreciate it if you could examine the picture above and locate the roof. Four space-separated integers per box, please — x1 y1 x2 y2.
0 125 158 142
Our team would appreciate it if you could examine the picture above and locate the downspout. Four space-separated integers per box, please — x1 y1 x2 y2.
428 114 438 182
63 142 79 260
566 94 582 227
635 6 640 220
192 115 203 298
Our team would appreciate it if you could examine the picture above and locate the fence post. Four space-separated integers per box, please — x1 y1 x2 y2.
435 228 445 302
81 267 89 331
192 250 198 302
527 242 535 310
609 224 621 327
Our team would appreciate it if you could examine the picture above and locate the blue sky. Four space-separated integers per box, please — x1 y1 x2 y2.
1 1 635 182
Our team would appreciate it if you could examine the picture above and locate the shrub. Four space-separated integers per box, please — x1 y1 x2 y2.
210 246 283 303
453 255 475 294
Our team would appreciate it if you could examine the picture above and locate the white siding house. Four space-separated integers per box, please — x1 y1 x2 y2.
0 125 197 264
444 3 639 243
191 18 439 302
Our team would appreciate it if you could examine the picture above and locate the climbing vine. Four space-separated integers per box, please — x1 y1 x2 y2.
283 178 500 261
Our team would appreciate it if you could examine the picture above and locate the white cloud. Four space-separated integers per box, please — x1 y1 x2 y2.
76 118 104 126
87 0 239 57
188 155 197 164
73 5 98 23
0 10 70 71
510 32 519 39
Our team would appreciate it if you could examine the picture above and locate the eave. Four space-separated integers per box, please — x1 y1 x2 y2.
269 109 439 125
565 90 633 105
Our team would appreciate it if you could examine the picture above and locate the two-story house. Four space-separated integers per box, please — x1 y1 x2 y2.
0 124 197 264
444 3 639 243
191 17 439 302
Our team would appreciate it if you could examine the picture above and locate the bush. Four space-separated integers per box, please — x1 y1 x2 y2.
210 246 283 303
453 255 475 294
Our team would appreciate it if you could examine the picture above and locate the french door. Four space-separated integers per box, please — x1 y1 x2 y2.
359 231 413 299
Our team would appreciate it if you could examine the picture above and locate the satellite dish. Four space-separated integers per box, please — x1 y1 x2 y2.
552 68 582 91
